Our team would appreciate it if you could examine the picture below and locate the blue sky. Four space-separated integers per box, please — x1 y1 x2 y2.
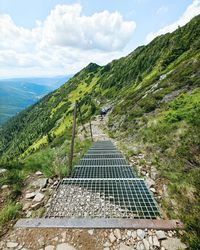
0 0 199 77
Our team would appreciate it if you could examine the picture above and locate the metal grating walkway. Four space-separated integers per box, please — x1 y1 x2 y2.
45 140 160 219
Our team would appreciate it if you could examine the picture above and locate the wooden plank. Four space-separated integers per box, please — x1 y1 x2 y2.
15 218 184 230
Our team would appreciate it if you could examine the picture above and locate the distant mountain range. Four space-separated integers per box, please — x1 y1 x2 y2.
0 76 71 124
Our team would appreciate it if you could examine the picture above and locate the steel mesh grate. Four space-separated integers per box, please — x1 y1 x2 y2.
87 150 119 154
79 158 128 166
46 179 160 219
46 140 160 221
71 166 136 178
83 154 124 159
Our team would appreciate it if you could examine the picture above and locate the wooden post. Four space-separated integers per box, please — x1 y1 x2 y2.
69 101 77 175
89 119 93 142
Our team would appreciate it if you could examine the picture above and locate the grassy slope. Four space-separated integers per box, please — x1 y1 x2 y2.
0 15 200 248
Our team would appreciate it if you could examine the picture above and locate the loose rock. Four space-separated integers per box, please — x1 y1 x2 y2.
143 239 150 250
150 188 156 193
45 246 54 250
161 238 187 250
32 192 44 203
156 230 167 240
56 243 76 250
23 202 31 211
88 229 94 235
119 243 134 250
137 229 145 239
25 192 36 199
32 178 48 189
31 202 43 210
1 184 8 189
35 171 43 176
0 168 7 175
127 230 132 237
137 241 145 250
109 232 116 243
145 178 155 188
114 229 121 240
6 242 19 248
153 236 160 248
131 231 137 239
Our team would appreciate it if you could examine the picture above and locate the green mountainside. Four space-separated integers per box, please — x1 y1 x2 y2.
0 15 200 248
0 76 70 125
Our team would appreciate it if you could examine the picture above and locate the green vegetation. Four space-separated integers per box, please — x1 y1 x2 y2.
0 202 21 231
0 14 200 249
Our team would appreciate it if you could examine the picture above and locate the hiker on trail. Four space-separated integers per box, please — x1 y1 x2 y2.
100 108 106 119
100 107 111 120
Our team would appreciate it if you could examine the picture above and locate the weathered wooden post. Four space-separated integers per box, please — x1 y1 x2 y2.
89 119 93 142
69 101 77 175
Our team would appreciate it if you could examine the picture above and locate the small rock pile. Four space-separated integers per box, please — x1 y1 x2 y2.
104 228 187 250
22 171 59 218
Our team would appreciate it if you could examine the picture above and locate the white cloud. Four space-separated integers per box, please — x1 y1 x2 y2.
40 4 135 51
146 0 200 43
0 3 136 77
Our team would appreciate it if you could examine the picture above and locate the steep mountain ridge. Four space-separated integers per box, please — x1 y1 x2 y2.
1 15 200 162
0 14 200 248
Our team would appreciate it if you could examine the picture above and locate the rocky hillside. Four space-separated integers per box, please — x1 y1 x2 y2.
0 14 200 249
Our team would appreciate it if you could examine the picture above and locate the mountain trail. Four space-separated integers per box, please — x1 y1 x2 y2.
0 116 187 250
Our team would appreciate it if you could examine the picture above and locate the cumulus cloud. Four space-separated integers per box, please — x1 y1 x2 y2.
39 4 135 51
0 3 136 76
146 0 200 43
